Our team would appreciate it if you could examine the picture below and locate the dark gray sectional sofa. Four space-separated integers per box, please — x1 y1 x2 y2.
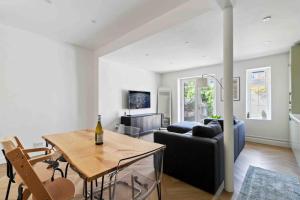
154 119 245 194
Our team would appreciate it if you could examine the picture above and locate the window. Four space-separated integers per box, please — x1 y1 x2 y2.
246 67 271 120
180 76 216 122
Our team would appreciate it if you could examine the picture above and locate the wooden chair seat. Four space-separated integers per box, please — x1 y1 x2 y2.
39 177 75 200
15 162 53 184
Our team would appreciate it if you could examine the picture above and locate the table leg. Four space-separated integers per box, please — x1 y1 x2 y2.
84 179 88 200
90 181 93 200
99 176 104 200
45 141 48 155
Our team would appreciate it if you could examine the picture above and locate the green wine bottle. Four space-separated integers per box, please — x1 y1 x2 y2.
95 115 103 145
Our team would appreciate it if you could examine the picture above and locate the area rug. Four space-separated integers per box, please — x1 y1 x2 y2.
237 166 300 200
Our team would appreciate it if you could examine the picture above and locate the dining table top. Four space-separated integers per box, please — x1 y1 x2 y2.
42 129 164 181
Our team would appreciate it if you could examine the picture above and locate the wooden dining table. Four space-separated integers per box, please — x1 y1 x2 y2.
42 129 164 199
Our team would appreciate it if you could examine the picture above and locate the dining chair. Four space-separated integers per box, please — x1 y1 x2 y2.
95 146 165 200
10 136 64 178
0 137 63 200
6 147 75 200
117 124 141 138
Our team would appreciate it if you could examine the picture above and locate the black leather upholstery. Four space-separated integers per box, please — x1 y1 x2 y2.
203 118 238 130
154 120 245 194
204 119 245 161
167 121 201 133
154 131 224 194
192 120 222 138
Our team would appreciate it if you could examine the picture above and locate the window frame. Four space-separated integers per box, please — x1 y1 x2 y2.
246 66 272 120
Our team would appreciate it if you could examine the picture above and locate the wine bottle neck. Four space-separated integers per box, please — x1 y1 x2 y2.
98 115 101 122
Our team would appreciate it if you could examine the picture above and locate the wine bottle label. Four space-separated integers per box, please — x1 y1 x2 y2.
96 134 103 143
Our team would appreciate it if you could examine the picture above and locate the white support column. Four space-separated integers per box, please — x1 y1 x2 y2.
223 5 234 192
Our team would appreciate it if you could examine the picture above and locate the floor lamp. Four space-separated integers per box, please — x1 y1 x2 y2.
198 74 224 89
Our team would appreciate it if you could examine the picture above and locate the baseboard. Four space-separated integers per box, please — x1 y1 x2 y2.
246 135 290 148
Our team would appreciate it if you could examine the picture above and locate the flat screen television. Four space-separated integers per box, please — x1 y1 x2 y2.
128 90 151 109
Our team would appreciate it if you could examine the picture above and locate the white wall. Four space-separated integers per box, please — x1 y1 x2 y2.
161 53 290 147
99 59 161 130
0 24 98 162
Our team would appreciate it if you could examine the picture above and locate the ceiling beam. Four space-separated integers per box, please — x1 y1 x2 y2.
95 0 215 57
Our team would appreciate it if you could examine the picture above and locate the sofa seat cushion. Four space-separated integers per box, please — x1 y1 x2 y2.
192 121 222 138
167 121 201 133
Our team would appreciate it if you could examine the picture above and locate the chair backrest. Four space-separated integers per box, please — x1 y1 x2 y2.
1 136 29 158
0 138 17 152
111 146 165 200
6 147 53 200
14 136 25 148
0 138 18 180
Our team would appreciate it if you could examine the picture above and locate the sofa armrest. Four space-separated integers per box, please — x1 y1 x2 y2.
154 131 224 194
234 121 245 155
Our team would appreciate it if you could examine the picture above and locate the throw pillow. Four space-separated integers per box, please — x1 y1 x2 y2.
192 120 222 138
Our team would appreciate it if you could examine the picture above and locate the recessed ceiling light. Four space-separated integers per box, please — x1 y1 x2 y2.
262 16 272 22
45 0 52 4
91 19 96 24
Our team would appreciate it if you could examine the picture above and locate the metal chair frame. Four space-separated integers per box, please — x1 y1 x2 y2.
117 124 141 138
106 146 165 200
2 149 16 200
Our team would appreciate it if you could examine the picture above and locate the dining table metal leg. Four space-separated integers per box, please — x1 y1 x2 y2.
45 141 48 155
99 176 104 200
90 181 93 200
84 179 88 200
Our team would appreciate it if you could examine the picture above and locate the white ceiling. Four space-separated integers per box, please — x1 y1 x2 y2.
103 0 300 73
1 0 300 73
0 0 191 50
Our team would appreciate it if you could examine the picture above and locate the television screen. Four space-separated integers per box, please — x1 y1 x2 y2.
128 91 151 109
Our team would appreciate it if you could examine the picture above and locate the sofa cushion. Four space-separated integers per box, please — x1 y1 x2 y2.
204 117 238 130
192 121 222 138
167 121 201 133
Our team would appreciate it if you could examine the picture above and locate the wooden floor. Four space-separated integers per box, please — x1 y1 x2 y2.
1 134 299 200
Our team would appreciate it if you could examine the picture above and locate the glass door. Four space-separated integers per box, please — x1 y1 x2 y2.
181 77 216 122
182 79 197 121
